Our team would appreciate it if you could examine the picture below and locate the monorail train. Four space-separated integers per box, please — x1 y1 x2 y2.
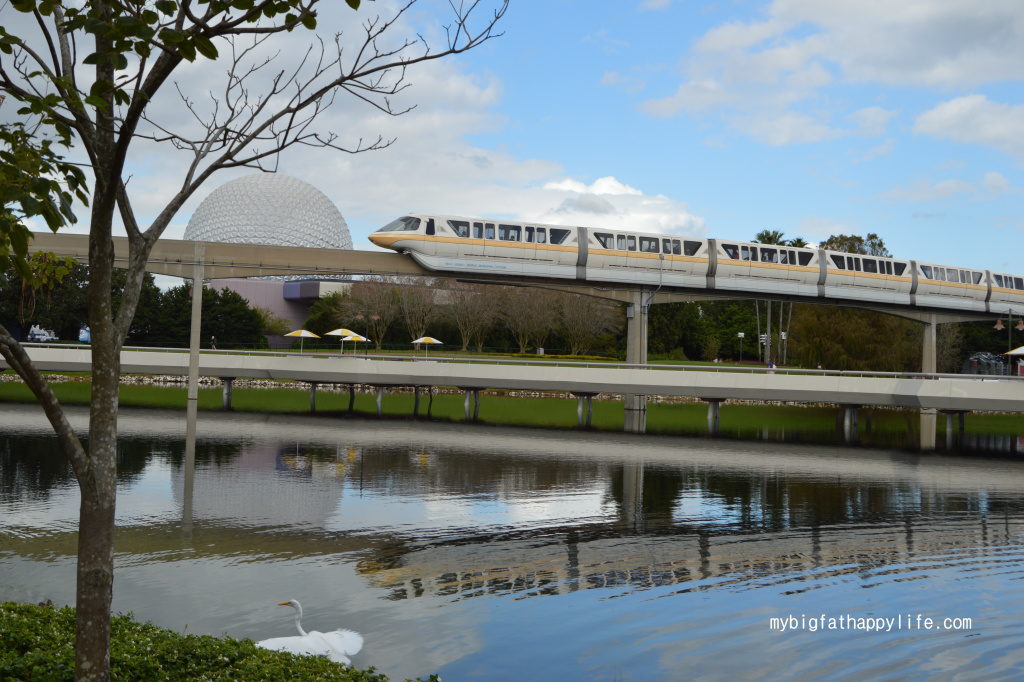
368 214 1024 315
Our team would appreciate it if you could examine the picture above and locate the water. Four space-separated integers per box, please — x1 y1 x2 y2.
3 404 1024 680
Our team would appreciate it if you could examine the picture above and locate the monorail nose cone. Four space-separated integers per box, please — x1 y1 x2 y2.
368 232 385 247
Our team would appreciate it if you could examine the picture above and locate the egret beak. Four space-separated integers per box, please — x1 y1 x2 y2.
277 602 290 606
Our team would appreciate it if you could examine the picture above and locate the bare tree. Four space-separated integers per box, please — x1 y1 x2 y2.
0 1 506 678
350 276 401 350
444 280 496 351
397 276 436 341
558 292 621 356
499 286 557 354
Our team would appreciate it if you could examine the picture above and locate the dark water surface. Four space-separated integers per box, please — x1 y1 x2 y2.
3 404 1024 680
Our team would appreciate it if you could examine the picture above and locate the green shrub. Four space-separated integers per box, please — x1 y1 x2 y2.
0 602 429 681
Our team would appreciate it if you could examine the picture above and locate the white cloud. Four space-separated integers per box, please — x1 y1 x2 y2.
881 172 1017 202
531 177 705 235
913 95 1024 161
732 111 839 146
639 0 1024 144
858 138 895 162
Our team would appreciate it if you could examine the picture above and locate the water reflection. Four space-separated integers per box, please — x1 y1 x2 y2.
2 404 1024 680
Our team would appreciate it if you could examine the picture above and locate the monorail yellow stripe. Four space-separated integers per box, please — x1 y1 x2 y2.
719 260 819 274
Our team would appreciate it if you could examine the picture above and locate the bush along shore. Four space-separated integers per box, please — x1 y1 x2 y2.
1 372 1022 443
0 602 436 682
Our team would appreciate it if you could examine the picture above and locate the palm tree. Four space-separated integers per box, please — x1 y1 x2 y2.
753 229 786 244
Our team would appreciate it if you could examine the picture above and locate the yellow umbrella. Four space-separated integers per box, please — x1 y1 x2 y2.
285 328 319 352
412 336 442 356
343 334 369 355
325 328 359 354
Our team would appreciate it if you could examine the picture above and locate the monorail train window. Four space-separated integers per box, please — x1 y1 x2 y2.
959 270 968 283
684 240 699 256
616 235 625 250
863 259 878 273
536 228 547 244
894 263 906 276
595 232 613 248
485 223 495 240
741 246 753 261
674 240 683 255
798 252 813 266
847 256 861 271
550 228 570 245
473 222 483 239
627 235 637 251
830 255 845 269
1016 277 1024 290
499 224 521 241
972 272 982 284
884 261 893 275
448 220 470 238
426 218 435 236
760 248 778 263
379 216 421 232
994 274 1004 287
525 226 534 243
920 265 933 279
640 237 659 253
662 239 672 254
779 250 789 264
723 244 739 259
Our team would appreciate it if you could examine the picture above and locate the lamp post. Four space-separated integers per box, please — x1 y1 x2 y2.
737 332 745 363
993 309 1024 374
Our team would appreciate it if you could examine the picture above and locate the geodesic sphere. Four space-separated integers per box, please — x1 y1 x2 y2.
184 173 352 250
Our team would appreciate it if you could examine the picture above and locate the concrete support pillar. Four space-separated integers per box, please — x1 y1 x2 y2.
348 385 356 412
705 399 722 435
413 386 421 417
474 390 481 421
624 289 649 434
187 256 204 408
920 314 937 451
375 386 384 417
309 382 318 413
222 378 234 410
464 389 471 420
843 405 859 444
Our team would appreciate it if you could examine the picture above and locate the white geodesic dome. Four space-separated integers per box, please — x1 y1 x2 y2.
184 173 352 250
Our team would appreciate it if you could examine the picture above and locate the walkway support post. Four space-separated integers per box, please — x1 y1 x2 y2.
309 382 318 413
461 388 482 421
921 314 938 451
624 290 648 434
187 254 204 410
222 378 234 410
376 386 384 417
843 405 860 444
574 393 595 427
705 399 722 435
413 386 421 417
348 384 356 412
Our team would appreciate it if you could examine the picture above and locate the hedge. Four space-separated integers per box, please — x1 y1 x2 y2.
0 602 435 681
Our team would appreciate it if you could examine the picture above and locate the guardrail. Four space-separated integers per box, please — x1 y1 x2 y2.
17 342 1024 383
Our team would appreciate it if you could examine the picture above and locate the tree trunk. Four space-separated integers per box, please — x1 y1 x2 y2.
75 484 116 681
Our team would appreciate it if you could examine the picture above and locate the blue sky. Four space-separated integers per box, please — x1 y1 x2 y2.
41 0 1021 274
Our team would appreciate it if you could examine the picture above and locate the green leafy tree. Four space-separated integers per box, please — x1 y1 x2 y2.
820 233 891 257
0 0 507 677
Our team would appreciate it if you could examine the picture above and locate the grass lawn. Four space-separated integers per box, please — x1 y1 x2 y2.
2 379 1021 439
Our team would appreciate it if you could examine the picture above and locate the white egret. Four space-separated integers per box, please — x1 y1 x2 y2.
256 600 363 665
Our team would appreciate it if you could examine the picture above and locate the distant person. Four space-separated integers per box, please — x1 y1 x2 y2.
767 360 776 374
